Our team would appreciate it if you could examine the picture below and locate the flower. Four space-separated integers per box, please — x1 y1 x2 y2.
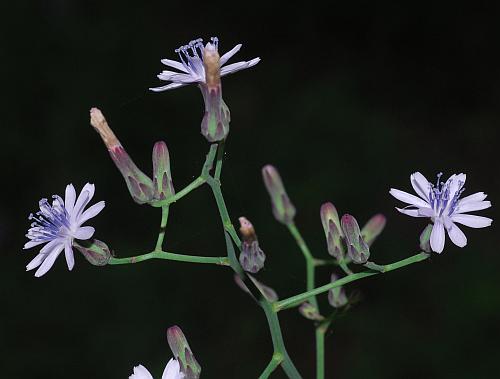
24 183 105 277
390 172 492 253
129 359 184 379
149 37 260 92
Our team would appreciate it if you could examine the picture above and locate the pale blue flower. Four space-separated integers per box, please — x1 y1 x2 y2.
24 183 105 277
149 37 260 92
129 359 184 379
390 172 492 253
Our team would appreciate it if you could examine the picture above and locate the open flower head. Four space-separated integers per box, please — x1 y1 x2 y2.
24 183 105 277
150 37 260 92
390 172 492 253
129 359 184 379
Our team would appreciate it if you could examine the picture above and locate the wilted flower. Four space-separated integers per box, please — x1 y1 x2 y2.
150 37 260 142
24 183 105 277
129 359 184 379
238 217 266 273
390 172 492 253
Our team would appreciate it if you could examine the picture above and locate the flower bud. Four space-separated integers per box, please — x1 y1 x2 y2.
248 274 278 302
328 274 348 308
90 108 154 204
419 224 433 253
361 214 386 246
73 239 112 266
320 202 345 260
152 141 175 200
262 165 296 224
298 302 324 321
238 217 266 273
341 214 370 264
167 326 201 379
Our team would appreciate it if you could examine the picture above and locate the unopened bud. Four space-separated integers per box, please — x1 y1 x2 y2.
238 217 266 273
248 275 278 302
341 214 370 264
73 239 112 266
167 326 201 379
262 165 296 224
328 274 348 308
90 108 154 204
320 202 345 260
298 302 324 321
419 224 433 253
361 214 386 246
152 141 175 200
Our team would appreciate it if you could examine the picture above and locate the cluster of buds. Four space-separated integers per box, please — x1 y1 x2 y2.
90 108 175 205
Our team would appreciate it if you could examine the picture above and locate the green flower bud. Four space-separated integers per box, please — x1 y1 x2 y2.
238 217 266 273
328 274 348 308
320 202 345 260
90 108 154 204
167 326 201 379
73 239 112 266
248 274 278 302
341 214 370 264
298 302 324 321
262 165 296 224
419 224 433 253
361 214 386 246
152 141 175 201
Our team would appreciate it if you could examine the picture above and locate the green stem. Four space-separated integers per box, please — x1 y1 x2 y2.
108 250 230 266
214 141 225 181
275 252 430 311
259 353 284 379
155 205 170 250
152 176 206 207
315 327 326 379
287 223 318 308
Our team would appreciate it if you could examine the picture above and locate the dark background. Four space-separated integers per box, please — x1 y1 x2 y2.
1 1 499 378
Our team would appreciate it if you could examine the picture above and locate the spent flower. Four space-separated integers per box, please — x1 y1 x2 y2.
150 37 260 142
390 172 492 253
238 216 266 273
24 183 105 277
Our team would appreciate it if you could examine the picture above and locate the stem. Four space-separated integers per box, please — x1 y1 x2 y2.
315 328 326 379
287 223 318 308
275 252 430 311
151 176 206 207
108 250 230 266
155 205 169 250
214 141 225 181
259 353 284 379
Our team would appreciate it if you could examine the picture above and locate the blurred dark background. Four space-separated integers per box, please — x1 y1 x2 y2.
1 1 499 378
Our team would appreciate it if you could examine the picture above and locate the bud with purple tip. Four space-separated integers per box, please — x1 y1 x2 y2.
320 202 345 260
419 224 433 253
167 326 201 379
90 108 154 204
361 214 386 246
328 274 348 308
262 165 296 224
152 141 175 201
341 214 370 264
299 302 325 321
73 239 112 266
238 217 266 273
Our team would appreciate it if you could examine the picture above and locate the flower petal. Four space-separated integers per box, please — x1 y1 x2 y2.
149 82 187 92
389 189 430 208
430 220 445 253
26 239 63 270
157 72 198 83
34 243 65 277
129 365 154 379
65 184 77 214
445 221 467 248
447 173 466 200
451 214 493 228
220 58 261 77
161 58 189 73
410 172 430 201
396 207 430 217
24 239 46 250
455 200 491 214
78 201 105 225
64 241 75 271
459 192 487 205
220 44 242 66
162 358 183 379
71 183 95 222
73 226 95 240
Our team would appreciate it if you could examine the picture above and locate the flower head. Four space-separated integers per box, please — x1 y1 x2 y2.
390 172 492 253
149 37 260 92
129 359 184 379
24 183 105 277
